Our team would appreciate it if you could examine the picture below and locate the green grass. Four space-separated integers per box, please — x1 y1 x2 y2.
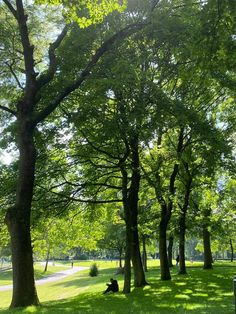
0 263 70 286
0 261 235 313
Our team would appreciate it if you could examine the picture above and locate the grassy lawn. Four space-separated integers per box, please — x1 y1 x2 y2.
0 261 235 313
0 263 71 286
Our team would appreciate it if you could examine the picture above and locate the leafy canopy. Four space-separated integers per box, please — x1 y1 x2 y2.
36 0 127 27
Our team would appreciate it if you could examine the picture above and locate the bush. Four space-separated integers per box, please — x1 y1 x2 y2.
89 263 98 277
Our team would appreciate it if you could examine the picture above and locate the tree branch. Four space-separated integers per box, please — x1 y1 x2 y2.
3 0 18 19
36 25 69 90
15 0 37 96
0 105 17 116
5 61 24 89
33 22 147 125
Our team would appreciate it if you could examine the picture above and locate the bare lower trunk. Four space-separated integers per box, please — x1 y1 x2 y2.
119 254 122 268
123 220 132 294
6 126 39 307
229 239 234 262
159 218 171 280
131 226 147 286
142 236 148 272
129 135 147 287
121 166 132 294
44 249 50 272
178 165 192 275
203 226 213 269
179 216 187 274
167 235 174 267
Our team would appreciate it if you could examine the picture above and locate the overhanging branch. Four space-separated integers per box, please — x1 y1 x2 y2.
36 25 69 91
33 22 147 125
0 105 17 116
3 0 18 20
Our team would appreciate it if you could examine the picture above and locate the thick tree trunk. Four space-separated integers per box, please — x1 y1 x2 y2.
229 239 234 262
121 134 147 291
121 165 132 294
142 235 148 272
123 214 132 294
129 135 147 287
159 216 171 280
203 226 213 269
5 125 39 307
167 235 174 267
131 224 147 286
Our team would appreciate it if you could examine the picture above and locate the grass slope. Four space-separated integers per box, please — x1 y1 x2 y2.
0 264 71 286
0 261 235 313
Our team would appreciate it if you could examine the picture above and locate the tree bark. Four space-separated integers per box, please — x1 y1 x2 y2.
229 239 234 262
156 128 184 280
178 215 187 274
159 212 171 280
142 235 148 272
118 249 123 268
44 248 50 272
121 165 132 294
167 235 174 267
5 124 39 307
123 203 132 293
203 225 213 269
129 135 147 287
178 163 192 275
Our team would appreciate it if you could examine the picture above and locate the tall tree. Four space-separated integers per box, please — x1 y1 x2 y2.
0 0 147 307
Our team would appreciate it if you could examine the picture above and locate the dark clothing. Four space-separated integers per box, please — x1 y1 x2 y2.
103 279 119 294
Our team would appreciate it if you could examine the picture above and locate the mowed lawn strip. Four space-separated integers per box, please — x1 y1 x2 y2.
0 261 235 314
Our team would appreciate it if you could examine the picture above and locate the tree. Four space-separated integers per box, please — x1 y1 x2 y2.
0 0 147 307
33 210 105 271
97 222 126 268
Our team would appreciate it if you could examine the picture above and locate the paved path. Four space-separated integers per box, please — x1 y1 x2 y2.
0 266 88 292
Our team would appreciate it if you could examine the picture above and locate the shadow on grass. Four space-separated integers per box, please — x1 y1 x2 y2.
50 267 123 289
0 265 234 314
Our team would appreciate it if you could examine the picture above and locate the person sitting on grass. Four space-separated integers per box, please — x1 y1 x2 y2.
103 278 119 294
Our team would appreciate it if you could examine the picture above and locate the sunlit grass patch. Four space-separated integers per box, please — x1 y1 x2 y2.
0 261 235 313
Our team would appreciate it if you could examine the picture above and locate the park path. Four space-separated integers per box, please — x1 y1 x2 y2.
0 266 88 292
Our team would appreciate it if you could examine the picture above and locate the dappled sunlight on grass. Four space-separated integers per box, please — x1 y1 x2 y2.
0 262 235 313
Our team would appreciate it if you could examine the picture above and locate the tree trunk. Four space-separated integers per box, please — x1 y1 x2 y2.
178 162 192 275
159 215 171 280
130 219 147 287
229 238 234 262
123 214 132 294
121 165 132 294
156 128 184 281
44 248 50 272
167 235 174 267
118 250 123 268
178 215 187 274
203 226 213 269
129 135 147 287
142 235 148 272
5 125 39 307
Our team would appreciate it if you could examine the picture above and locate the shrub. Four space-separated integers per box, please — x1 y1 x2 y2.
89 263 98 277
